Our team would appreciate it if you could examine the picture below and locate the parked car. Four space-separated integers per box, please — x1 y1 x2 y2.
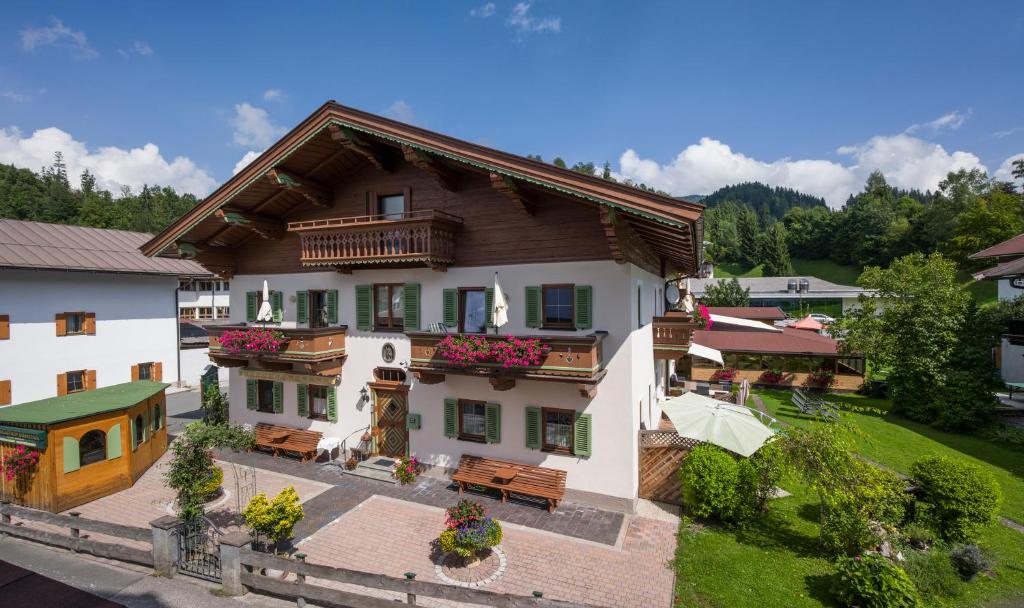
808 313 836 325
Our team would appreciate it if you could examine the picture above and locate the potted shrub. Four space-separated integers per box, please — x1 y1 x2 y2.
710 367 737 389
805 368 836 390
243 486 305 576
758 368 785 385
197 465 224 502
437 499 503 567
392 455 419 485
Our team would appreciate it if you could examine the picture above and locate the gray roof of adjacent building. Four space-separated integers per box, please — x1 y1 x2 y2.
0 219 211 277
690 276 875 299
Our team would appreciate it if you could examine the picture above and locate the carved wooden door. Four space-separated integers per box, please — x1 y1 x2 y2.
374 389 408 458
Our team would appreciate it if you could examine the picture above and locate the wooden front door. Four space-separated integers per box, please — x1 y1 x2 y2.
373 388 408 458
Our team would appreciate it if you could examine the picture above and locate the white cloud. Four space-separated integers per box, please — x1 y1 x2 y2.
904 110 970 135
262 89 285 102
20 17 98 59
118 41 153 58
615 133 988 208
507 2 561 34
994 126 1023 139
232 150 264 175
0 126 216 196
995 153 1024 186
383 100 415 124
1 92 31 103
230 103 286 148
470 2 496 17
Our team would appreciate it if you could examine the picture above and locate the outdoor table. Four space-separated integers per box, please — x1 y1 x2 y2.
493 467 518 484
317 436 342 460
269 430 290 443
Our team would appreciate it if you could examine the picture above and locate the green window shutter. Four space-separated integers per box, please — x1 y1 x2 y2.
246 292 257 322
355 285 372 331
297 384 309 417
525 286 541 328
484 288 495 327
272 382 284 413
573 413 592 457
485 402 501 444
271 291 284 323
246 379 257 410
63 437 80 473
327 388 338 422
525 406 541 449
143 408 150 442
403 283 421 331
296 291 308 324
130 416 137 451
442 289 457 327
327 289 338 324
106 423 122 460
575 285 593 330
443 398 457 438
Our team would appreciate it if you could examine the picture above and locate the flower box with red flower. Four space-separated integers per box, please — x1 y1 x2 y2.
207 324 348 366
710 367 738 382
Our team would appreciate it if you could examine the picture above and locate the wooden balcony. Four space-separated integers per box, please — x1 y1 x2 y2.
206 324 347 379
287 210 463 271
653 316 697 360
407 332 607 398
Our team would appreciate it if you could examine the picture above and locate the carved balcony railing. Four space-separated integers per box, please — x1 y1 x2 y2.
407 332 607 398
287 210 463 270
206 324 347 380
653 316 698 360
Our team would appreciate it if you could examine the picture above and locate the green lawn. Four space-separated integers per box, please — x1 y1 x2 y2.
673 391 1024 607
712 258 861 284
713 262 765 278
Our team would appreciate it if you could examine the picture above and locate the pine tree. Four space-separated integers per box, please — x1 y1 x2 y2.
736 207 761 267
760 223 794 277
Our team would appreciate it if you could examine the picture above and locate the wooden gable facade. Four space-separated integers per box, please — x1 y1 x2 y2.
142 101 703 279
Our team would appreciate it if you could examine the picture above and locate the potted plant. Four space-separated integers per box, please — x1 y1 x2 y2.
696 303 714 330
197 465 224 502
392 455 419 485
805 368 836 390
437 499 503 567
218 327 289 355
759 368 785 385
710 367 737 388
243 486 305 576
436 335 491 367
489 336 550 368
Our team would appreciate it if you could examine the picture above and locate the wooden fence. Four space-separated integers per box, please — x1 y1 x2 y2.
229 543 596 608
0 501 153 566
638 430 699 506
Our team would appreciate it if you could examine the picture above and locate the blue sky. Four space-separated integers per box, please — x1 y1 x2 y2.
1 1 1021 206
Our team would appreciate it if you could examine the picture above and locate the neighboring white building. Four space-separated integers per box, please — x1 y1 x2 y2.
690 276 877 318
971 234 1024 383
0 220 211 405
178 278 231 321
140 101 703 509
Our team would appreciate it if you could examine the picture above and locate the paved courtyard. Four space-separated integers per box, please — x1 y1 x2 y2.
296 495 677 608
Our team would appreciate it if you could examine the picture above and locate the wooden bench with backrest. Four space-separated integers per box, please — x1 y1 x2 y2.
451 455 567 513
253 422 323 462
791 392 838 421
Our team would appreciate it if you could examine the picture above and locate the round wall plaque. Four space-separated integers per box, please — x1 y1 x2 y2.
382 342 396 363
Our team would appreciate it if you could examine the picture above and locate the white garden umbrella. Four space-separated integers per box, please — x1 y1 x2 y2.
661 391 776 457
492 272 509 331
256 279 274 322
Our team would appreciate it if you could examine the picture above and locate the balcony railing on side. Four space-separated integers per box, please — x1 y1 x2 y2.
207 324 347 365
653 316 697 359
287 209 463 269
407 331 606 397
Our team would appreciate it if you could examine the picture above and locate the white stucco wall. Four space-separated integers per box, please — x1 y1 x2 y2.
0 269 180 405
179 347 229 389
224 260 662 500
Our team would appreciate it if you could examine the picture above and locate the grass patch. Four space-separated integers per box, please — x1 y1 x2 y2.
713 262 764 278
674 390 1024 607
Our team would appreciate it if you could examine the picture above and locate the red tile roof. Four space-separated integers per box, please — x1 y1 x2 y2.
704 306 786 320
969 233 1024 260
692 327 840 355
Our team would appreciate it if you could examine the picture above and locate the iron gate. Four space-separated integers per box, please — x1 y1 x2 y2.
174 518 222 582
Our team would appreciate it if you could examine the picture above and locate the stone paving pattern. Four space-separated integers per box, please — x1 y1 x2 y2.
297 495 677 608
214 448 626 547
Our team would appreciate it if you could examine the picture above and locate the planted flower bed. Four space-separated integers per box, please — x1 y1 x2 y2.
437 499 503 565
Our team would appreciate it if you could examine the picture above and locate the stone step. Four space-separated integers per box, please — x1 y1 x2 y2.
346 465 397 485
358 456 398 472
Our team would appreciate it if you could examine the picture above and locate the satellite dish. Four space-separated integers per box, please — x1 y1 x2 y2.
665 284 681 307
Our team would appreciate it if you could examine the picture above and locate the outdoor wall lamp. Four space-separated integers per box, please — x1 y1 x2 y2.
359 386 369 403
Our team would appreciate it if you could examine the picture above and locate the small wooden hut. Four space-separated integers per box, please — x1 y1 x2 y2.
0 381 169 512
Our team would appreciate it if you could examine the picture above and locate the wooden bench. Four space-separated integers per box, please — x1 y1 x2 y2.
451 455 567 513
253 423 323 463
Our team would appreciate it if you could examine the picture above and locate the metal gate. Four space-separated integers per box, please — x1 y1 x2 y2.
175 518 222 582
638 430 698 505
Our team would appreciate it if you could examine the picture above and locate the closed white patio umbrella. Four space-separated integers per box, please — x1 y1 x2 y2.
661 391 776 457
256 279 274 322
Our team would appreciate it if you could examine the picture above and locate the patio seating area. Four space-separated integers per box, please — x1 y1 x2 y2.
451 454 567 513
253 422 322 462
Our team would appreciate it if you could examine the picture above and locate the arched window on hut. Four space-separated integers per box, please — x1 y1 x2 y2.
80 430 106 467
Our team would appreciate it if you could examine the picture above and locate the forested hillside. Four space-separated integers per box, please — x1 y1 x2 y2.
703 164 1024 280
702 182 826 220
0 155 201 234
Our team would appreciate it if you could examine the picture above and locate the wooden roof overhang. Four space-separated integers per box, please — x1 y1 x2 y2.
142 101 704 276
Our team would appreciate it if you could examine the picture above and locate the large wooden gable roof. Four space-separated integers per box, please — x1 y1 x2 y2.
141 101 704 274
